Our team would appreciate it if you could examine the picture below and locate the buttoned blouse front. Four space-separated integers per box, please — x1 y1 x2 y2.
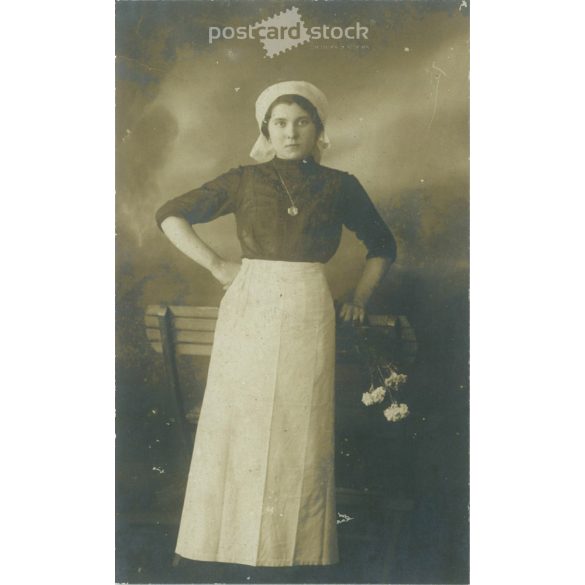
155 156 396 263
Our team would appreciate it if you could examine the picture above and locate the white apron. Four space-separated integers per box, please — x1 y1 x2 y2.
175 258 339 567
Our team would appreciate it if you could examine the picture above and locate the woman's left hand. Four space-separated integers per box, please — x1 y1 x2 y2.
339 301 366 325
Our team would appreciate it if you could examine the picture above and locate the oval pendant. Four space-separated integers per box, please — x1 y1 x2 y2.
288 206 299 216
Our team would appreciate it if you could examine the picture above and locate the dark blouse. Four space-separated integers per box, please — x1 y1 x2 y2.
155 156 396 263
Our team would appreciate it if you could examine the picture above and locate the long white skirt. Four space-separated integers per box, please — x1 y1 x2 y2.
175 258 339 567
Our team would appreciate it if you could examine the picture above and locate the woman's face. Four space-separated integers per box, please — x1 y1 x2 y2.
267 102 319 160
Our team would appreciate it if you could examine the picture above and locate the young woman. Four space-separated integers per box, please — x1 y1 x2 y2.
156 81 396 567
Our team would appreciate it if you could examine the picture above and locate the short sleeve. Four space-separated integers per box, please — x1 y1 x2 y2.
155 166 243 230
340 174 397 262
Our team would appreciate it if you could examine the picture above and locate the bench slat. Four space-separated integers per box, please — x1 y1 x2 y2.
367 315 397 327
150 341 163 354
146 305 219 319
176 331 215 343
176 343 213 357
146 328 215 344
145 315 218 332
173 317 217 332
149 341 213 357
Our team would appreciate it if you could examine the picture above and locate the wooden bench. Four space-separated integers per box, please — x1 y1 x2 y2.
145 304 417 455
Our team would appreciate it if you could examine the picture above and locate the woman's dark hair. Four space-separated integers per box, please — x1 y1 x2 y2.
261 94 324 139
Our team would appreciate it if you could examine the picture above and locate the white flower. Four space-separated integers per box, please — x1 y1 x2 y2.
361 392 374 406
361 385 386 406
383 403 410 422
384 370 408 389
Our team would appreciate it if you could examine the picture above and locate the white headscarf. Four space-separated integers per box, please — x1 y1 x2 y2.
249 81 331 162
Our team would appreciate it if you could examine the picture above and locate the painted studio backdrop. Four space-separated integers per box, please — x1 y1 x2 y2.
115 1 469 583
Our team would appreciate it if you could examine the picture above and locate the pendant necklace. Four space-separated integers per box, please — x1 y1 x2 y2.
272 163 301 217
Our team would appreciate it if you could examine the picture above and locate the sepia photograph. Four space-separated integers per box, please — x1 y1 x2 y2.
6 2 585 585
115 1 470 583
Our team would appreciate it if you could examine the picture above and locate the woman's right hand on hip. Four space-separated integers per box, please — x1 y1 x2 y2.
211 260 242 290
